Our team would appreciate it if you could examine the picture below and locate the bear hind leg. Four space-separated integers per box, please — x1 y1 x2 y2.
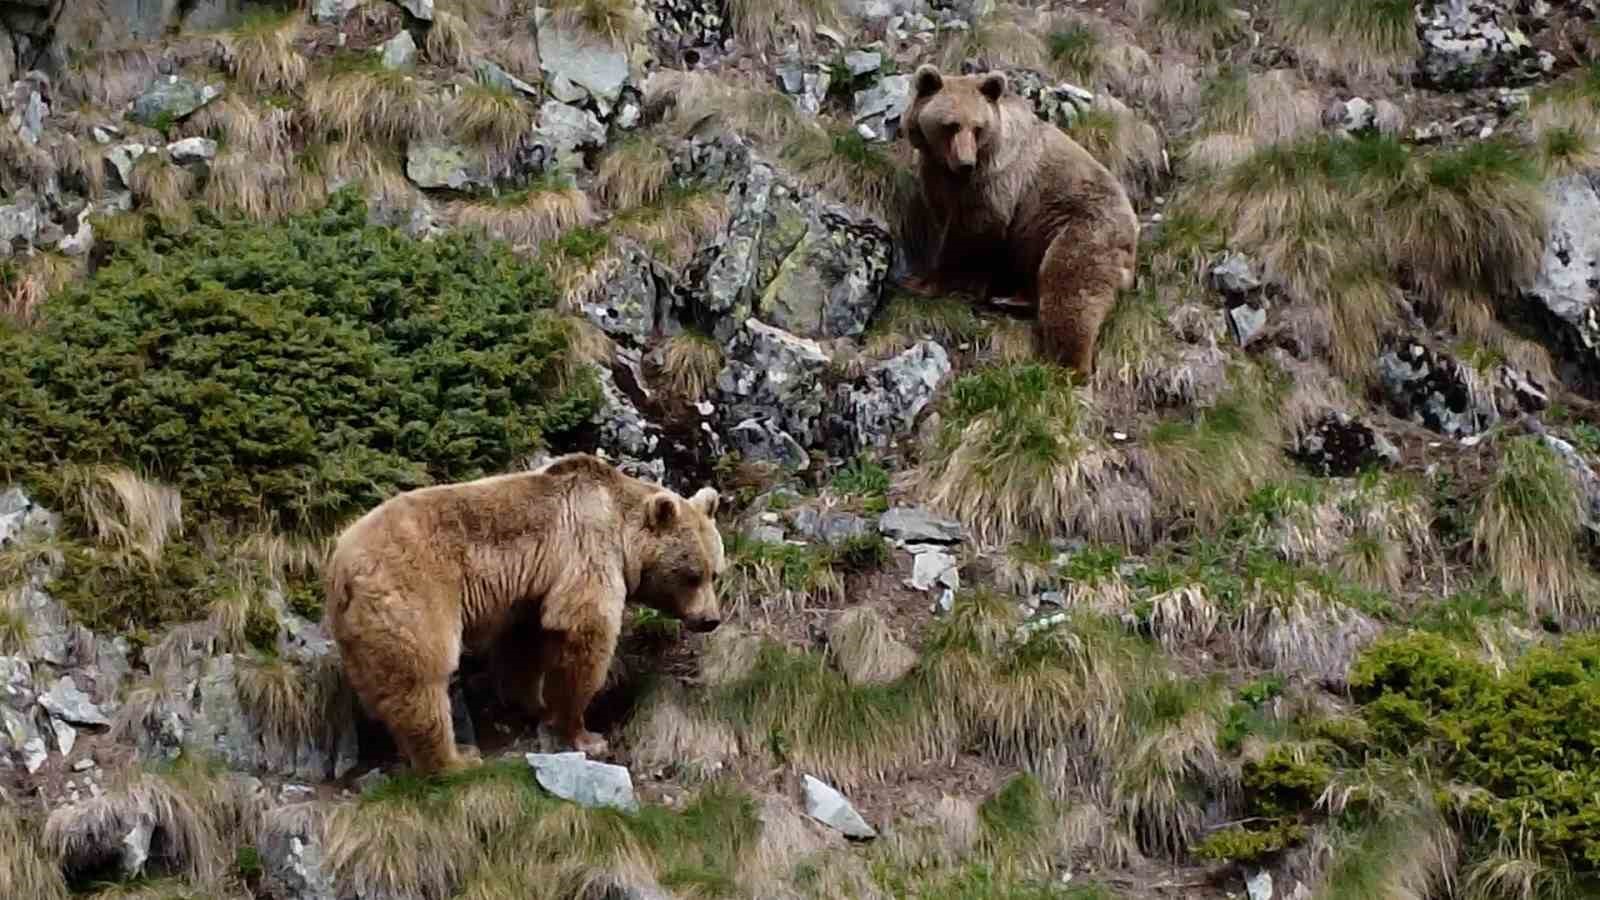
1035 232 1128 377
375 677 475 775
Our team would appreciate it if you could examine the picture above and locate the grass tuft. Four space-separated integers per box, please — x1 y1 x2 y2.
0 809 66 900
223 11 308 93
450 178 596 249
725 0 839 49
655 331 723 403
595 135 672 211
64 465 184 567
548 0 647 46
426 9 477 67
829 607 918 687
128 156 196 228
306 68 439 147
448 83 533 161
1274 0 1418 82
1473 436 1590 622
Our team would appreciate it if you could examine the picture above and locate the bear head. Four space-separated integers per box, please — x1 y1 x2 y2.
631 486 726 633
907 65 1008 176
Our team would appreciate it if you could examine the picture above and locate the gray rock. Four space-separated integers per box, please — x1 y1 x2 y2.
577 241 668 342
51 717 76 756
166 136 217 164
539 15 630 110
311 0 359 23
747 523 786 544
261 811 338 900
775 63 831 115
843 49 883 77
1247 870 1273 900
699 163 775 341
852 74 911 141
717 318 831 454
832 340 951 454
651 0 726 48
380 30 417 69
0 195 40 251
527 100 607 174
1377 340 1498 437
905 547 959 593
1525 173 1600 379
404 140 490 190
0 656 33 708
1418 0 1551 88
475 59 539 97
398 0 433 21
801 774 875 839
1004 69 1095 130
790 508 872 543
121 819 154 876
1209 251 1262 296
104 143 152 190
727 417 811 472
2 705 45 772
1228 304 1267 347
844 0 927 18
1327 96 1375 135
527 751 639 812
129 76 221 127
878 506 963 544
589 362 663 480
10 76 47 145
39 676 110 727
1541 434 1600 536
757 206 891 339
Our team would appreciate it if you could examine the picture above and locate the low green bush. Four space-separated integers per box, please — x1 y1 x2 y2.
0 189 598 536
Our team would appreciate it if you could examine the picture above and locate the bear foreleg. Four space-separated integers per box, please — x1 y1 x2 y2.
1035 230 1129 376
373 675 477 775
541 622 619 757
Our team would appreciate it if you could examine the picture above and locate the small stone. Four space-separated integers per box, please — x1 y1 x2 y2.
527 751 639 812
1228 304 1267 347
50 717 76 756
122 820 154 877
354 769 390 793
843 50 882 76
166 136 217 164
397 0 433 21
1209 251 1262 296
21 736 46 773
380 30 417 69
802 774 876 839
878 506 963 544
72 757 95 772
905 547 958 593
475 59 539 97
1247 869 1273 900
39 676 110 727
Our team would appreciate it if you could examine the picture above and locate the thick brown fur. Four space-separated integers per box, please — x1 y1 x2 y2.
906 65 1140 375
324 453 726 774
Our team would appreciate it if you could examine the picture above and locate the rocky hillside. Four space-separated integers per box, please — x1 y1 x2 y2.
2 0 1600 897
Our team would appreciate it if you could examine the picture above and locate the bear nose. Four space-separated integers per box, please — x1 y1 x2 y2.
689 616 721 633
955 160 976 175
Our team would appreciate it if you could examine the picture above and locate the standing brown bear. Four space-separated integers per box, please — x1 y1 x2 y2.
325 453 726 774
905 65 1139 375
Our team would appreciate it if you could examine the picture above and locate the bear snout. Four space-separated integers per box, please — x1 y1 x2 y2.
686 615 722 633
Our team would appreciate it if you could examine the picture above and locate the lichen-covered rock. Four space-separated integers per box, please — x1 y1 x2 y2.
789 508 873 543
526 100 607 174
830 340 951 454
576 240 673 342
527 751 639 812
1003 68 1094 129
104 142 152 190
475 59 539 97
716 318 831 463
1525 173 1600 383
1541 433 1600 536
756 205 891 339
0 193 41 253
261 805 337 900
1417 0 1553 88
651 0 727 50
129 76 221 127
404 140 491 190
1377 340 1498 437
879 506 964 544
1209 251 1263 298
589 359 665 483
311 0 359 23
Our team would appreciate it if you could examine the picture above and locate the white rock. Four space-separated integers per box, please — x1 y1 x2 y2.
380 30 417 69
905 548 958 593
1247 869 1273 900
802 774 876 839
527 751 639 813
39 676 109 727
166 136 218 164
51 717 76 756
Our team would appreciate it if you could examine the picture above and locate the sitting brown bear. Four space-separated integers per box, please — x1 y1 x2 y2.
905 65 1140 375
324 453 725 773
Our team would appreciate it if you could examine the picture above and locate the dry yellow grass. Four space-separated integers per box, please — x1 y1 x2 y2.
306 68 440 146
427 8 478 67
1 253 78 328
183 95 293 156
548 0 647 46
0 809 67 900
645 70 809 148
595 136 671 210
450 182 596 249
623 685 740 780
449 83 534 160
64 465 183 566
128 155 197 228
828 607 918 686
726 0 840 50
223 12 308 93
1067 95 1165 200
611 189 728 267
654 331 723 402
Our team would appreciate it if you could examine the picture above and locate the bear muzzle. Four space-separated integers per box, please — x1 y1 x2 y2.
685 615 722 633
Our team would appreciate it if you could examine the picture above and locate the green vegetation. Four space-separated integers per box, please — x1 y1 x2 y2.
1473 436 1589 620
1273 0 1417 80
0 189 598 537
1048 24 1100 80
1193 820 1307 863
831 455 891 513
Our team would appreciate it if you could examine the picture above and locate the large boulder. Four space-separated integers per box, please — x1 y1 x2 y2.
1525 173 1600 387
1416 0 1554 88
129 76 221 127
1376 339 1545 437
538 12 631 114
716 319 831 470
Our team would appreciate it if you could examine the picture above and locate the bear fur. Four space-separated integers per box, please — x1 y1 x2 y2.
324 453 726 774
905 65 1140 375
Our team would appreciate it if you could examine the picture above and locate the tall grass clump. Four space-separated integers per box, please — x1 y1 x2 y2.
1132 0 1241 53
915 363 1147 547
725 0 839 49
548 0 647 46
0 188 598 536
222 10 308 93
306 65 438 147
1274 0 1419 82
1472 436 1589 621
448 83 533 161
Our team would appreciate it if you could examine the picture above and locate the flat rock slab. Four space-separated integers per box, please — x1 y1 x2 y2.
39 675 109 727
527 751 639 813
878 506 963 544
802 774 876 840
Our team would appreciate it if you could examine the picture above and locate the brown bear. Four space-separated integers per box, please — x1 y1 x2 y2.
324 453 725 774
904 65 1140 375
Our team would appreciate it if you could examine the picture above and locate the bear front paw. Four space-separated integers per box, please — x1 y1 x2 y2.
571 730 610 757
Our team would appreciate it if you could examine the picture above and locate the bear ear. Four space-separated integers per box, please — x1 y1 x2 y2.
689 487 720 518
646 493 677 530
914 64 943 98
979 71 1007 103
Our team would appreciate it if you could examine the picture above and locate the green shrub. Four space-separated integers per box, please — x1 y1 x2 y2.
0 189 599 535
1242 746 1331 818
1351 632 1600 871
1193 821 1308 863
